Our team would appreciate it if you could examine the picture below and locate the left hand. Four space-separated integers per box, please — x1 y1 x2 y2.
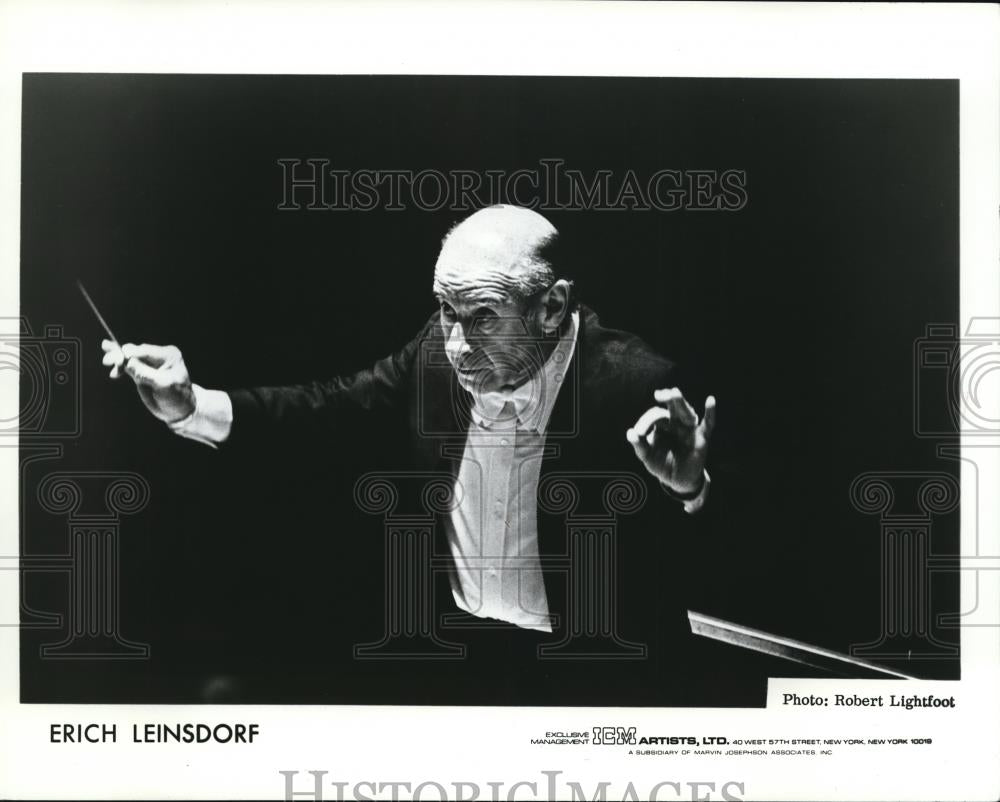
626 388 716 495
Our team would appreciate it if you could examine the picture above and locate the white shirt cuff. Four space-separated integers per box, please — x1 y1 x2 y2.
681 470 711 514
662 469 711 514
166 384 233 448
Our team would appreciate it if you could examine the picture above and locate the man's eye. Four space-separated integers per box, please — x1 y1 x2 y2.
474 315 498 333
441 306 456 320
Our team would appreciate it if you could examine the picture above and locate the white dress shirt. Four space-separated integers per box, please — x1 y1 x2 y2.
169 311 709 632
442 310 581 632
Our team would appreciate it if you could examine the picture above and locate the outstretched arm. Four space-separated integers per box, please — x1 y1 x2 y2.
100 314 434 447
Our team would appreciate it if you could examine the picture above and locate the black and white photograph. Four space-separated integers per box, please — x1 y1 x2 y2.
17 73 964 709
1 2 998 801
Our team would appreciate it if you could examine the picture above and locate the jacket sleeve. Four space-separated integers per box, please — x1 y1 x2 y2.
225 313 435 446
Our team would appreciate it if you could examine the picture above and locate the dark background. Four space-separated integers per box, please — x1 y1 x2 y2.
19 75 960 704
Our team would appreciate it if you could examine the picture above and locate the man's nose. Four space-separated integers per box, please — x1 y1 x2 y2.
446 321 473 360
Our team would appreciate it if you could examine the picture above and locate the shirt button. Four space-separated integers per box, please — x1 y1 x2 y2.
500 438 509 446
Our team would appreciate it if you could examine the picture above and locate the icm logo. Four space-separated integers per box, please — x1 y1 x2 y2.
592 726 637 745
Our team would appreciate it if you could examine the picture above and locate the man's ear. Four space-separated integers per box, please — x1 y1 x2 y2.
540 279 572 334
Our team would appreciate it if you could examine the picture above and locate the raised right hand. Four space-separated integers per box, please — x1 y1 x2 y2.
101 340 195 424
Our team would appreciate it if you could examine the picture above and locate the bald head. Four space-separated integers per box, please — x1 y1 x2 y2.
433 205 559 306
432 206 574 393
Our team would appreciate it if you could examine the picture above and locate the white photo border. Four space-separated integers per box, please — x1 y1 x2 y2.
0 2 997 800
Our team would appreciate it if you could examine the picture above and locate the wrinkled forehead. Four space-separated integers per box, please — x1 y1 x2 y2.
432 231 532 306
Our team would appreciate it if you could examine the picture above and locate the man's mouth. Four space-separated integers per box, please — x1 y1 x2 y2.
456 362 488 375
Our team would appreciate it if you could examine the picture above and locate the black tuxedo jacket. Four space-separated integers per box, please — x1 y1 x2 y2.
226 305 714 699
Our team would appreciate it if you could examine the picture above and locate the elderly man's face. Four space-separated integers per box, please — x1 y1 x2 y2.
433 205 564 394
438 292 548 395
